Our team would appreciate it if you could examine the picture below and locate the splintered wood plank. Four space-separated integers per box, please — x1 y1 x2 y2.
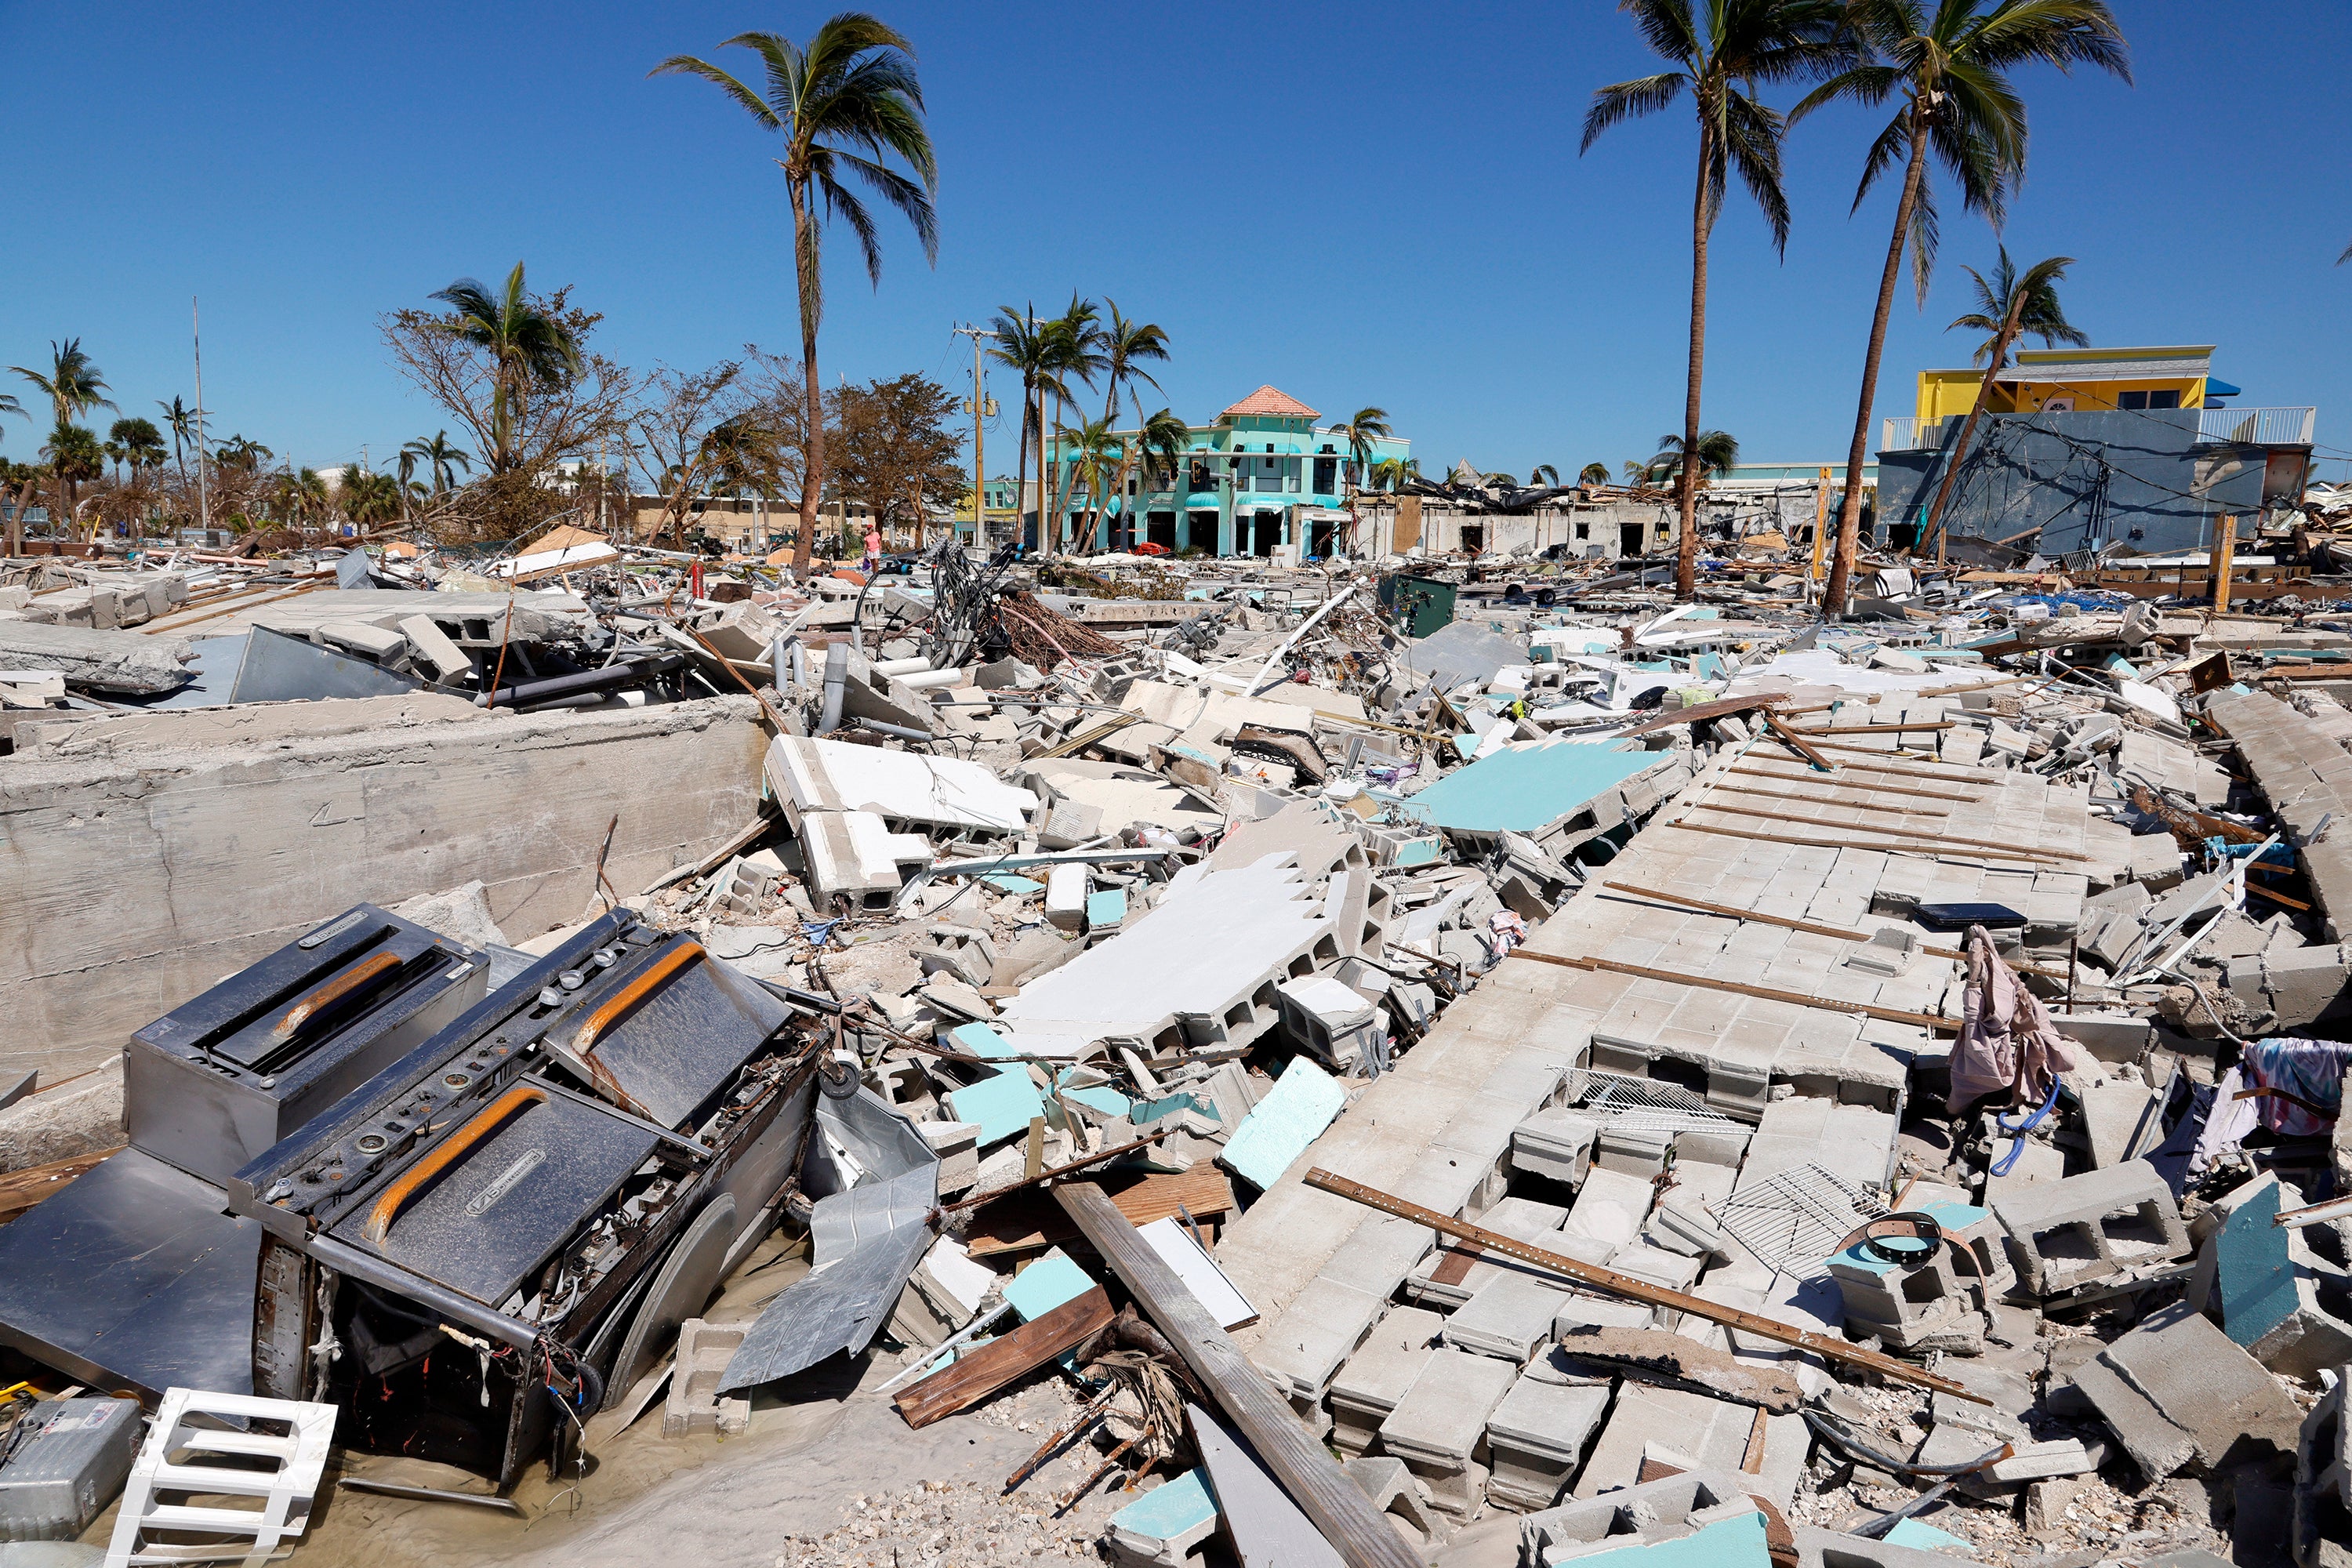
891 1287 1112 1429
964 1166 1233 1259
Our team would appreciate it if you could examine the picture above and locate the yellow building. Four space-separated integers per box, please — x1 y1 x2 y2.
1915 344 2231 422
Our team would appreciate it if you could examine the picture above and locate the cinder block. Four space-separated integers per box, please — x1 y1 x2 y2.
1991 1159 2190 1297
663 1319 750 1437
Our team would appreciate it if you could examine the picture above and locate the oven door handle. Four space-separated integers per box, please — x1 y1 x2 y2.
272 951 408 1041
361 1084 547 1244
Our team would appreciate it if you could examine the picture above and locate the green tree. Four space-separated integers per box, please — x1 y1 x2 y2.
429 264 584 474
985 304 1054 544
1798 0 2128 611
157 397 199 483
401 430 473 495
1094 300 1171 425
653 13 939 574
1649 429 1740 485
216 435 274 472
1334 407 1392 499
10 339 116 430
0 392 24 452
1103 407 1190 550
1371 456 1421 492
1530 464 1562 486
1055 416 1120 553
1041 296 1106 535
1916 248 2086 554
1578 462 1612 485
108 417 166 481
42 425 105 533
1582 0 1847 597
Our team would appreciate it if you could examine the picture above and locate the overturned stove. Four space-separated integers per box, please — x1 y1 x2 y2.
0 904 830 1488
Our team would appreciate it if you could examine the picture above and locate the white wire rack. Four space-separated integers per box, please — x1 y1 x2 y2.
1559 1067 1749 1137
1708 1162 1887 1277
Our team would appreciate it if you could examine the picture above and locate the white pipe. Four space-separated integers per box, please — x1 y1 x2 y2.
895 668 963 691
1247 579 1363 695
873 656 932 677
820 643 850 733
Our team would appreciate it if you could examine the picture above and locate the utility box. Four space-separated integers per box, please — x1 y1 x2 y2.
1378 574 1456 639
0 1396 143 1541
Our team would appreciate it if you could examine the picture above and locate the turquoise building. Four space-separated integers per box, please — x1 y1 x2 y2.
1039 386 1410 557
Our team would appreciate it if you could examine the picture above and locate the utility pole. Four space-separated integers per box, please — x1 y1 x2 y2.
192 297 211 539
953 325 999 550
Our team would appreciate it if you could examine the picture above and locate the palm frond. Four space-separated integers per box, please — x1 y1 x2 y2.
647 53 781 129
1581 72 1686 152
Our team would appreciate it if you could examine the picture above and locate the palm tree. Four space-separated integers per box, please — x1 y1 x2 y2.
1916 248 2086 556
1057 416 1120 553
157 397 198 484
106 418 166 484
1583 0 1847 597
216 435 274 473
1530 463 1563 486
1798 0 2129 612
1371 456 1421 492
0 393 25 453
986 305 1052 545
42 425 105 533
1095 301 1171 425
1334 407 1392 501
1041 296 1106 534
430 264 583 474
653 15 938 573
1103 407 1190 551
402 430 473 495
1578 462 1612 486
12 339 117 431
1649 429 1740 485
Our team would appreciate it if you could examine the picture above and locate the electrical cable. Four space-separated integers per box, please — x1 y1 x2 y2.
1988 1073 2062 1177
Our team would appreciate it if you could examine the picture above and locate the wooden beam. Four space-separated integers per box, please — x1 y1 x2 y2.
1595 880 2072 980
1301 1170 1987 1404
1684 800 2084 862
1052 1183 1425 1568
1729 764 1980 804
965 1166 1234 1258
0 1145 120 1225
1760 713 1836 771
1781 720 1958 736
1706 782 1949 820
1504 949 1958 1032
1610 694 1784 739
1755 753 1991 788
891 1287 1114 1428
1661 817 2060 871
935 1127 1175 1215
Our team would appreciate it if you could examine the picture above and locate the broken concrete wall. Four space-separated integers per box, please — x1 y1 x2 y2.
0 692 768 1082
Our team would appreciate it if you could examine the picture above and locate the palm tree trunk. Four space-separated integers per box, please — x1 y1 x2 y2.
1918 306 2023 557
790 179 822 575
1010 379 1032 555
1824 110 1931 615
1675 122 1713 599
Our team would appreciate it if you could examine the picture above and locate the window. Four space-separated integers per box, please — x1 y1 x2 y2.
2118 390 2149 411
1313 457 1337 493
2150 390 2180 410
1575 521 1590 540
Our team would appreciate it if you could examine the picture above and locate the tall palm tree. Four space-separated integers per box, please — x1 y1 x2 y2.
157 397 198 484
1799 0 2129 612
0 392 22 451
12 339 117 431
430 263 583 474
1583 0 1847 597
1578 462 1612 485
1916 248 2085 555
653 15 938 573
986 305 1053 545
1334 407 1392 500
1096 301 1171 427
402 430 473 495
107 418 165 483
1041 296 1106 535
42 425 105 532
1530 463 1563 486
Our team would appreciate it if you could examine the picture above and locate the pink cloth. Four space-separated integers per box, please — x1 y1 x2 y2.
1946 925 2086 1113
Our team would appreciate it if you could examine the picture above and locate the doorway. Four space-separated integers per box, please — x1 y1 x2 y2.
1619 523 1645 556
1459 524 1485 554
1147 511 1178 550
1248 512 1281 556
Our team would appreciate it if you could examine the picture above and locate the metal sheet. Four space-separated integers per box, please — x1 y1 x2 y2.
717 1163 938 1393
331 1092 656 1306
0 1152 261 1401
227 624 416 704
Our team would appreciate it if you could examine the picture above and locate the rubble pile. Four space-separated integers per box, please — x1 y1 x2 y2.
12 528 2352 1566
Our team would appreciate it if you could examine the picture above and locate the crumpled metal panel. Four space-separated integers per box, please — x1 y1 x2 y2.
228 625 416 704
717 1092 939 1392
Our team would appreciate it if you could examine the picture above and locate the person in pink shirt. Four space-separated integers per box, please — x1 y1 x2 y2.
863 526 882 575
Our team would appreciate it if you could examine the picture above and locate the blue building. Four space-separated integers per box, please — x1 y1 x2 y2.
1040 386 1410 556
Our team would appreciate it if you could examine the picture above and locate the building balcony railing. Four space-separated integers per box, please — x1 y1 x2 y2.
1881 416 1944 452
2197 406 2316 446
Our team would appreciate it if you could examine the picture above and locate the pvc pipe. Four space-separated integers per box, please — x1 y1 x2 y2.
894 668 962 691
770 635 791 691
873 656 932 677
820 642 851 734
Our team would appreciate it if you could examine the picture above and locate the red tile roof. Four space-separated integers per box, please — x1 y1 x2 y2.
1218 385 1319 420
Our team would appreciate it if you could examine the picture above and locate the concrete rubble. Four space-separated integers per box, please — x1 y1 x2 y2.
12 531 2352 1566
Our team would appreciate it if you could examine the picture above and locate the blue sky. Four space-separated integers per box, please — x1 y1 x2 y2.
5 2 2348 485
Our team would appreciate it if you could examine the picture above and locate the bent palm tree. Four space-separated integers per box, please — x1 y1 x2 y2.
1058 416 1120 553
12 339 117 430
1579 462 1612 486
1584 0 1847 597
1798 0 2129 612
403 430 473 495
1530 463 1562 486
1917 249 2085 554
653 14 938 572
1104 407 1189 550
1096 301 1171 425
430 264 582 474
